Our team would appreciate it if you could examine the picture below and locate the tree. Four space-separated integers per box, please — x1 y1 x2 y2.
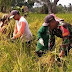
68 3 72 12
11 0 34 10
27 0 34 8
11 0 24 7
56 4 65 13
52 0 59 13
0 0 12 12
64 5 68 12
32 0 59 14
40 4 48 14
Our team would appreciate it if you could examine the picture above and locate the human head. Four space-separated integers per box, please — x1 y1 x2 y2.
1 14 10 24
10 10 20 20
43 14 58 30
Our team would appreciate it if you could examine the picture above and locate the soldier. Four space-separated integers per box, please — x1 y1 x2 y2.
36 14 72 57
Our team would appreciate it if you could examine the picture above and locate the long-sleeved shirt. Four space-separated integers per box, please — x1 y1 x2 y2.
36 21 72 52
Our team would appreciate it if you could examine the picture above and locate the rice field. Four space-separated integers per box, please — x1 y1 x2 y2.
0 12 72 72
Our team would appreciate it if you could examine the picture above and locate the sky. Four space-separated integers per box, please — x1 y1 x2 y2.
57 0 72 6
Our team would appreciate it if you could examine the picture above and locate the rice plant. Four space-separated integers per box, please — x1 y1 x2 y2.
0 12 72 72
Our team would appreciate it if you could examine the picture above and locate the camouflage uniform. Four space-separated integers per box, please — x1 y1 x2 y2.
50 22 72 56
36 21 72 57
36 14 72 57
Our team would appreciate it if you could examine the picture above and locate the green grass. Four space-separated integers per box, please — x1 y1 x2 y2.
0 13 72 72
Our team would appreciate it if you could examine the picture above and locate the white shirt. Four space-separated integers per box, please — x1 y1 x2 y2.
15 16 32 42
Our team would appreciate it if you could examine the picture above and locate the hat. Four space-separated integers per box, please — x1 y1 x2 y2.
42 15 55 26
2 14 9 19
50 13 64 21
1 14 10 22
10 10 19 19
45 15 55 23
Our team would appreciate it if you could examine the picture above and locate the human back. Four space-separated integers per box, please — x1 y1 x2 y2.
16 16 32 42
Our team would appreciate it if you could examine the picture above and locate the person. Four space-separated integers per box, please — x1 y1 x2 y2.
0 14 10 34
36 14 72 57
10 10 32 55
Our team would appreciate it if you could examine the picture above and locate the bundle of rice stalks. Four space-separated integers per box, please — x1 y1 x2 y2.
39 52 55 67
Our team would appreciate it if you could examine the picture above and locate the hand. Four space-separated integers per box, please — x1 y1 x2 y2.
13 33 15 37
39 38 44 46
59 50 64 57
11 37 15 40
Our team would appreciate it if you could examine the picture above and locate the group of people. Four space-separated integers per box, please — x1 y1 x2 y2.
0 10 72 57
36 14 72 57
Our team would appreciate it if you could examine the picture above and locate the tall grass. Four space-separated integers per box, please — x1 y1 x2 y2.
0 13 72 72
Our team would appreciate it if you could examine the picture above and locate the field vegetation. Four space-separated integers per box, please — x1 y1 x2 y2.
0 12 72 72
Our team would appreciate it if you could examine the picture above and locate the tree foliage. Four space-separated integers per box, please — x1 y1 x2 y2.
0 0 12 12
32 0 59 14
0 0 34 12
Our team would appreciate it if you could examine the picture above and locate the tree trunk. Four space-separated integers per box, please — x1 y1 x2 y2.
33 0 59 14
1 5 6 13
47 0 59 14
52 0 59 13
47 0 52 14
